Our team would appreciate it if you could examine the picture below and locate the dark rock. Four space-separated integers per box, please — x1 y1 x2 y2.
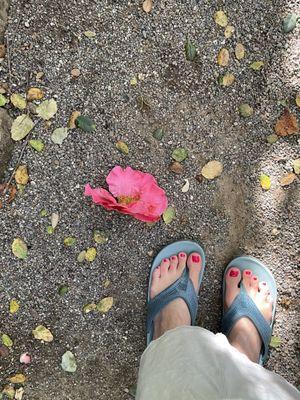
0 108 13 181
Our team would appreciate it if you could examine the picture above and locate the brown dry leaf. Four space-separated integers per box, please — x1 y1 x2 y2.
275 109 299 136
169 161 183 174
142 0 153 13
217 48 229 66
71 68 81 77
0 44 6 58
235 43 245 60
201 161 223 180
68 111 81 129
219 73 235 87
27 87 44 101
8 373 26 384
15 165 29 185
279 172 296 186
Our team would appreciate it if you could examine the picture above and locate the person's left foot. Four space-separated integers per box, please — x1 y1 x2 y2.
150 252 202 340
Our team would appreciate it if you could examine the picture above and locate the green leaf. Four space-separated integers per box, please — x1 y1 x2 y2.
85 247 97 262
266 134 278 144
97 297 114 313
185 39 197 61
40 209 48 217
47 226 54 234
116 140 129 154
64 237 76 246
172 148 188 162
9 299 20 314
282 13 298 33
61 351 77 373
238 103 254 117
51 127 69 145
77 250 87 262
75 115 96 132
250 61 264 70
152 128 164 141
32 325 53 342
2 334 13 348
29 139 44 152
93 230 108 244
11 114 34 141
36 99 58 120
0 94 7 106
270 335 281 348
58 285 69 296
10 93 27 110
11 238 28 259
163 206 176 224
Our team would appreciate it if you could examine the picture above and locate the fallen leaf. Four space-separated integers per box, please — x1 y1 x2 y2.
0 345 9 358
51 127 69 145
71 68 81 77
266 134 278 144
12 238 28 259
51 213 59 229
292 159 300 174
61 351 77 373
130 76 138 86
217 48 229 66
10 93 27 110
152 128 164 140
85 247 97 262
27 87 44 101
9 299 20 314
250 61 264 70
0 43 6 57
8 374 26 384
75 115 96 132
279 172 296 186
77 250 87 262
224 25 235 38
163 206 176 224
83 303 97 313
142 0 153 13
47 226 54 234
0 93 7 106
36 71 44 81
36 99 58 120
1 385 15 399
214 10 228 27
29 139 44 152
97 297 113 313
235 43 245 60
84 30 96 38
296 93 300 107
58 285 69 296
64 237 76 246
68 111 81 129
93 230 108 244
40 209 48 217
260 174 271 190
271 227 280 236
275 109 299 136
282 13 298 33
2 334 13 347
11 114 34 141
270 335 281 348
116 140 129 154
201 161 223 180
219 73 235 86
32 325 53 342
172 148 188 162
20 353 31 364
181 179 190 193
169 161 183 174
15 388 24 400
15 165 29 185
185 39 197 61
238 103 253 117
137 95 151 111
103 279 110 288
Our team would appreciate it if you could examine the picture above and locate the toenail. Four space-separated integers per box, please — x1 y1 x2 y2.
171 256 176 260
229 270 239 277
192 255 200 263
179 253 185 258
253 277 257 280
245 271 251 275
163 258 168 263
262 282 266 285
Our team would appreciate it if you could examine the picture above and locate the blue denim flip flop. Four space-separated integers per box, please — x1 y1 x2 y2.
146 240 206 345
221 256 277 365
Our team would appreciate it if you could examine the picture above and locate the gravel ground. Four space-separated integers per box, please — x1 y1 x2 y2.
0 0 299 399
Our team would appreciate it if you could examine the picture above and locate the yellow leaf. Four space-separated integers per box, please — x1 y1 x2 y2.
85 247 97 262
296 93 300 107
97 297 113 313
84 30 96 38
279 172 296 186
11 238 28 259
15 165 29 185
36 99 57 120
68 111 81 129
217 48 229 66
201 161 223 180
260 174 271 190
11 114 34 141
219 73 235 86
9 299 20 314
214 10 228 27
142 0 153 13
32 325 54 342
83 303 97 313
292 159 300 174
10 93 27 110
224 25 235 38
116 140 129 154
250 61 264 70
27 87 44 101
235 43 245 60
8 374 26 384
130 77 138 86
2 333 13 347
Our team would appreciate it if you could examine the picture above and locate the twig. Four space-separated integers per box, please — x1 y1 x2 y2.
6 36 12 85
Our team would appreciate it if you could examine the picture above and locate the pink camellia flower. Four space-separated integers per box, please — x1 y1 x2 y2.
84 166 168 222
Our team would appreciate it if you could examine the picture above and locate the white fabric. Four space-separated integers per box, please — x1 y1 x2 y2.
136 326 300 400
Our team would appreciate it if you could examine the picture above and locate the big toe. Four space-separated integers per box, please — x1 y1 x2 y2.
225 267 241 309
187 252 202 292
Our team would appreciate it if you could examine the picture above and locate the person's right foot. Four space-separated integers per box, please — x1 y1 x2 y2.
224 267 273 363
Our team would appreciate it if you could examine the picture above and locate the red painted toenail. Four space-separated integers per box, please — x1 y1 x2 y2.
179 253 185 258
262 282 266 285
171 256 176 260
229 270 239 277
163 258 168 262
245 271 251 275
253 277 257 280
192 255 200 263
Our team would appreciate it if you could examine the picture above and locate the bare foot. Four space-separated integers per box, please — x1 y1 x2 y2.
225 267 273 362
150 252 202 340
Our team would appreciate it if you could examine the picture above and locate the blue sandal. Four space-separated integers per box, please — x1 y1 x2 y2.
146 240 206 345
221 256 277 365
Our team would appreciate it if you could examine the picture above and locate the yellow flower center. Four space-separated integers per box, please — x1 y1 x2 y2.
117 195 140 205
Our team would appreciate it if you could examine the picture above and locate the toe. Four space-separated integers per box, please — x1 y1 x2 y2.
169 255 178 271
177 252 187 272
242 269 252 290
251 275 259 291
187 252 202 271
225 267 241 309
160 258 170 275
153 266 161 280
259 281 269 295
